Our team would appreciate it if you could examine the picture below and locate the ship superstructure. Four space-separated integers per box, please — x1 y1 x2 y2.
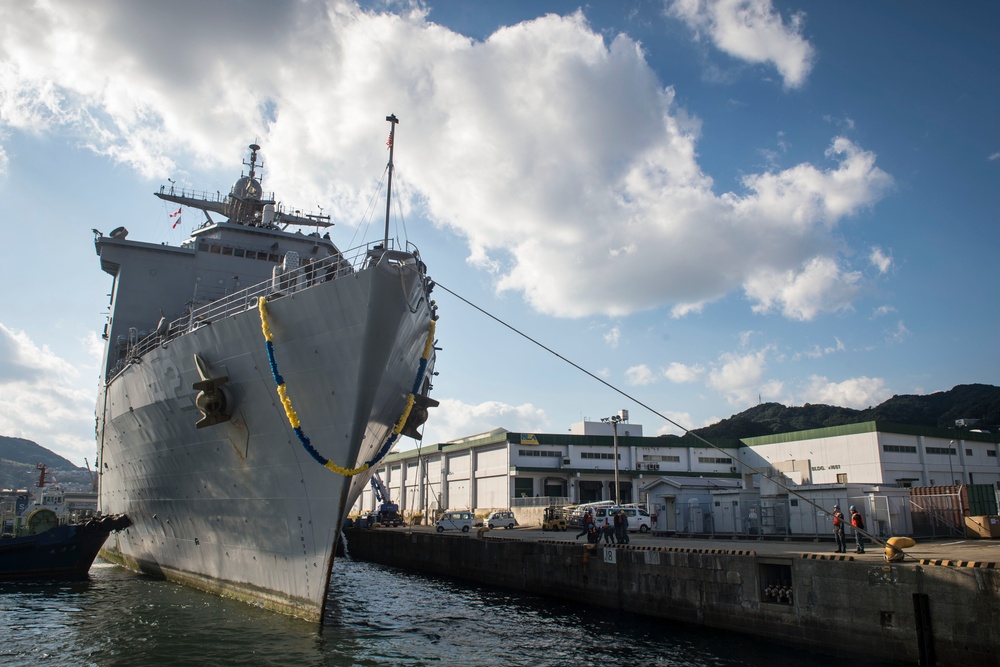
94 117 437 621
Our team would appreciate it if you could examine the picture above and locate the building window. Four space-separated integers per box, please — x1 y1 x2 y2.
882 445 917 453
926 447 956 455
518 449 561 457
698 457 732 464
836 473 847 484
988 451 997 458
581 452 620 460
643 454 681 463
966 449 973 456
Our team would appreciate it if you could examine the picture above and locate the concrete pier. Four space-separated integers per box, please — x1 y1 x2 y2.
343 527 1000 665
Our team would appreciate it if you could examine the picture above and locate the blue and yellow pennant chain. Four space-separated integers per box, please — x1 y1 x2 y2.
258 296 435 477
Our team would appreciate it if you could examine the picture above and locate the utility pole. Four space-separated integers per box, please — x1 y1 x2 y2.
601 411 627 505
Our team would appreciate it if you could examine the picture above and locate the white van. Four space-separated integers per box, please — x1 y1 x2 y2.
435 510 474 533
484 510 518 529
588 505 653 533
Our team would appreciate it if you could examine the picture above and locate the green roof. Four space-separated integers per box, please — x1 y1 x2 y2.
741 420 1000 446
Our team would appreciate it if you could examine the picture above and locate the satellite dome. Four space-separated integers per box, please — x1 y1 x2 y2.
231 175 262 201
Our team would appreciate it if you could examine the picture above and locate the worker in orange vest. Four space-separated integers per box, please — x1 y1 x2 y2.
832 505 846 553
850 505 866 554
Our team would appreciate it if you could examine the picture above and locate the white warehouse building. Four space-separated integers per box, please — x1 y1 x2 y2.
352 419 1000 536
739 421 1000 489
352 420 742 523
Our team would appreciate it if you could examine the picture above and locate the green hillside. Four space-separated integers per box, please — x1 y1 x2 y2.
0 436 91 492
693 383 1000 440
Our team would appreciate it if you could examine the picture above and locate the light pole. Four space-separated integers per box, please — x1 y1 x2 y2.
949 440 956 486
601 412 625 505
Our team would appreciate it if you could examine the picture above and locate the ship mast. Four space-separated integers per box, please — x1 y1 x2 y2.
383 114 398 248
245 143 261 180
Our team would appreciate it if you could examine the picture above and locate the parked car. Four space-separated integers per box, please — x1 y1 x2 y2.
485 510 518 530
569 503 653 532
435 510 474 533
597 506 652 533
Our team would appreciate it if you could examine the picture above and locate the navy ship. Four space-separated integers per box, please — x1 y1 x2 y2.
93 115 438 621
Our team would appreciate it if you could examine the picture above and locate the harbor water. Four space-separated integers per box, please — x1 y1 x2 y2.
0 554 889 666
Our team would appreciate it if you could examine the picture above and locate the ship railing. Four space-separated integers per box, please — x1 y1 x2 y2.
157 184 327 221
158 184 233 204
107 239 420 380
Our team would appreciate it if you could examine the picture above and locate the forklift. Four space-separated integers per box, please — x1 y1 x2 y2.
542 506 568 531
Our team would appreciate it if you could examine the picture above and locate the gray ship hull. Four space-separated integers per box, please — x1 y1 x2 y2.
97 255 434 621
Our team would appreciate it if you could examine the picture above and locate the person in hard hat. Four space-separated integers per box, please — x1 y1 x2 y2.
832 505 847 553
850 505 866 554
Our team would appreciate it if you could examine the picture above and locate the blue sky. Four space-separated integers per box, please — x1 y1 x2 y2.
1 0 997 466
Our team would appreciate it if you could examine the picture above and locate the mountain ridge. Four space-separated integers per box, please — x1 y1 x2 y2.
689 383 1000 440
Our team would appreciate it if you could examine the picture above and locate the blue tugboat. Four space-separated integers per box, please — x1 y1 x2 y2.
0 510 130 580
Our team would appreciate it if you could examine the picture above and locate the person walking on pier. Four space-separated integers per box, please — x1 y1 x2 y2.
615 510 630 544
832 505 846 553
850 506 866 554
576 510 593 540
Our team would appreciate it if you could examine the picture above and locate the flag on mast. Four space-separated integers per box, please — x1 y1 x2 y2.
169 207 182 228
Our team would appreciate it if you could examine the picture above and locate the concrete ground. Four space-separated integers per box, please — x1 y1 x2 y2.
390 524 1000 566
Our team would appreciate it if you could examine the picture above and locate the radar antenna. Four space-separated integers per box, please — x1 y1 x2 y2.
244 143 262 180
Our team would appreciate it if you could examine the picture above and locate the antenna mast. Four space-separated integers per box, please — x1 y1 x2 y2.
383 114 398 248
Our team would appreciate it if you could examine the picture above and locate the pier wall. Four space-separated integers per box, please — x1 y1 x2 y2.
343 529 1000 666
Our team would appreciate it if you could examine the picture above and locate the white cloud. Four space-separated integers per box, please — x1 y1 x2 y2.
0 3 893 324
799 375 890 409
670 301 705 318
419 398 549 445
887 320 910 344
603 325 621 348
668 0 816 88
664 361 704 383
0 323 80 382
655 411 696 436
872 305 896 318
0 324 95 465
625 364 658 386
795 337 845 360
869 246 892 274
988 152 1000 161
730 137 893 229
744 256 862 321
707 347 777 405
